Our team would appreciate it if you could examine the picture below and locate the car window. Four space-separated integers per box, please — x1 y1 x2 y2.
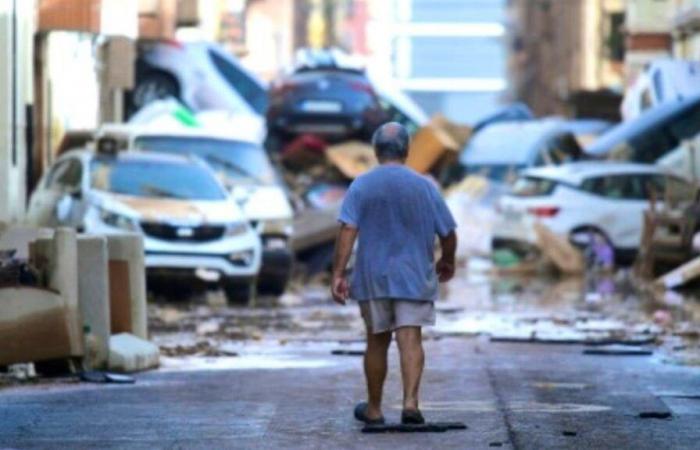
581 175 645 200
90 158 226 200
537 132 582 166
511 177 557 197
46 159 83 192
208 50 268 115
629 104 700 162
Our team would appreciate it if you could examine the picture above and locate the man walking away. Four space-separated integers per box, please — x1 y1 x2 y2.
331 122 457 425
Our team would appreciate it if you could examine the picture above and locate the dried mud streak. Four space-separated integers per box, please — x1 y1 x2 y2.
485 362 519 450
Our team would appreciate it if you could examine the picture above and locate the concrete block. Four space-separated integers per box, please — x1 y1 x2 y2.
108 333 159 372
50 228 84 356
106 233 147 339
0 287 79 365
77 235 111 369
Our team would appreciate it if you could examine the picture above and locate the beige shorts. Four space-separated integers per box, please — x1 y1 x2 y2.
359 299 436 334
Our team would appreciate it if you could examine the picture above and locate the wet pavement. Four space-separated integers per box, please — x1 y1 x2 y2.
2 262 700 449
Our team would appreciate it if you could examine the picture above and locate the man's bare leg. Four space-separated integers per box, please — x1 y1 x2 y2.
364 329 392 419
395 326 424 411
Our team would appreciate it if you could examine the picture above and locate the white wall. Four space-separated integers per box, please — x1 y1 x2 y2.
0 0 34 224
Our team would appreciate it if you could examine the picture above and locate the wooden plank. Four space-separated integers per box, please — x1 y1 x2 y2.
655 255 700 289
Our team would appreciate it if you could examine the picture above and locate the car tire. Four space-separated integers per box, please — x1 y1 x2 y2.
569 227 615 264
131 71 180 110
222 278 257 305
257 274 290 296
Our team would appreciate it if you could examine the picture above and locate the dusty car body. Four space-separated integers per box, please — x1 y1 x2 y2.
493 162 695 261
97 124 294 295
26 149 262 303
130 41 268 139
585 93 700 162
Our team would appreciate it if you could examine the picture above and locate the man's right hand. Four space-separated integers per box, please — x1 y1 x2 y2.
436 258 455 283
331 274 349 305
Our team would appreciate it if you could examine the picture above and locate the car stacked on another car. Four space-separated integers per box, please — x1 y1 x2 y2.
267 49 391 141
493 162 696 262
27 148 262 303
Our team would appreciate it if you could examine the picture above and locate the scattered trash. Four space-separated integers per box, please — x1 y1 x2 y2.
331 349 364 356
362 422 467 434
583 345 653 356
79 370 135 384
638 411 672 419
534 222 585 274
108 333 160 372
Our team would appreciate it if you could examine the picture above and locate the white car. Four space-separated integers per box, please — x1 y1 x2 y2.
621 59 700 121
96 123 295 295
494 162 695 261
132 41 268 118
27 149 262 303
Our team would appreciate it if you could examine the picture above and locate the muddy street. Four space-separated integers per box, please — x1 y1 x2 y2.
147 262 700 370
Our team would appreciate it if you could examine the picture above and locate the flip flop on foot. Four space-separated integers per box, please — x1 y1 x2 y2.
401 409 425 425
354 402 385 425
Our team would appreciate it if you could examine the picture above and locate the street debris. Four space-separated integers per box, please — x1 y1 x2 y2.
362 422 468 434
108 333 160 372
582 345 653 356
79 370 135 384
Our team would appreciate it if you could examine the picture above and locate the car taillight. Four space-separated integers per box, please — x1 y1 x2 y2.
349 80 374 94
161 39 184 49
527 206 560 217
272 81 299 95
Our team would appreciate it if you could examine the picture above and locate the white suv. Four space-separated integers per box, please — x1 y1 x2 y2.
27 150 262 303
494 162 695 261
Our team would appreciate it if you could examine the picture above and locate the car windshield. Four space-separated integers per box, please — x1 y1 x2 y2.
134 136 277 185
90 157 226 200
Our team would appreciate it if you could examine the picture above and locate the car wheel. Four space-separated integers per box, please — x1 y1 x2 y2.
569 227 615 266
132 72 180 110
222 278 257 305
257 274 290 296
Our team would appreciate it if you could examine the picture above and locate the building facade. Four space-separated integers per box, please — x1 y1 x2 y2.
507 0 625 118
366 0 507 123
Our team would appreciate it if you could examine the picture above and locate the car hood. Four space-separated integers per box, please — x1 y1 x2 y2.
93 192 243 225
232 185 293 221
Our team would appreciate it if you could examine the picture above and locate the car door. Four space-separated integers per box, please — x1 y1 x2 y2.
579 174 650 248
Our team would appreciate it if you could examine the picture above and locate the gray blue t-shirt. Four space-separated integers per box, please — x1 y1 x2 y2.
338 164 457 302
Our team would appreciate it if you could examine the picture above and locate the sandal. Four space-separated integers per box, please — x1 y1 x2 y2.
354 402 385 425
401 409 425 425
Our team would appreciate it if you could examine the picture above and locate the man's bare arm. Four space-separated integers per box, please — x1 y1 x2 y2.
436 230 457 282
331 224 358 304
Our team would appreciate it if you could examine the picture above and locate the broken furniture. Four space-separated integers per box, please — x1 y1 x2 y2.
0 225 156 373
635 182 700 278
1 228 84 367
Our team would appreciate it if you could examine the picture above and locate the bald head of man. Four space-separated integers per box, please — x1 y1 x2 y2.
371 122 411 163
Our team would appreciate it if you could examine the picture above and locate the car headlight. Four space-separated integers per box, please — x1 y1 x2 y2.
100 209 138 231
225 222 249 237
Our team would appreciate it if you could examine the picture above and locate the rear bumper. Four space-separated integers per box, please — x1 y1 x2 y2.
269 111 364 136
